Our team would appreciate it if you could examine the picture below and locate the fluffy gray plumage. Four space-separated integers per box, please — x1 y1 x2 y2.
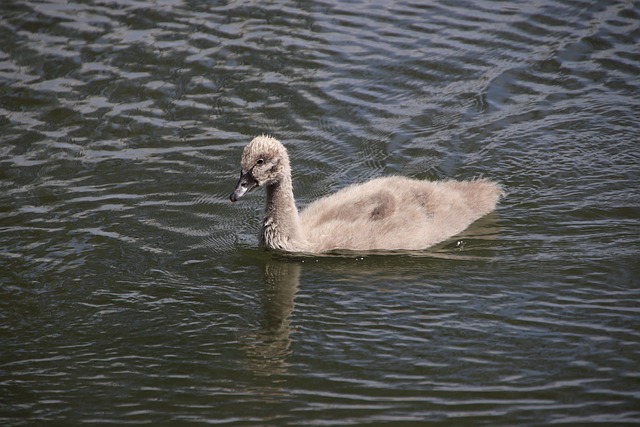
230 136 503 253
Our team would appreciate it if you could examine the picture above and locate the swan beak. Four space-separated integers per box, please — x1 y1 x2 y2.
230 171 258 202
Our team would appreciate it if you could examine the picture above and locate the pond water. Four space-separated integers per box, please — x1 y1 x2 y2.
1 0 639 425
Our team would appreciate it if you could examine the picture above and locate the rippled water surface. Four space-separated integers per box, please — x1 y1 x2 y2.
1 0 639 425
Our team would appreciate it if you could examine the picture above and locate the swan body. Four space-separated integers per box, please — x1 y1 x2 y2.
230 136 502 253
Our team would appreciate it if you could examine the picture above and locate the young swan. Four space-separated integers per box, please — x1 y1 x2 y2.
230 136 503 253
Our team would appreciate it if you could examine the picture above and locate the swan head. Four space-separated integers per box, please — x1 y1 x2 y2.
230 135 290 202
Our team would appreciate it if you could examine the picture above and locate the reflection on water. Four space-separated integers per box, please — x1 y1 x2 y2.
1 0 639 425
245 259 300 377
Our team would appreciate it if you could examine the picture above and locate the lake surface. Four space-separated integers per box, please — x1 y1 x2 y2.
1 0 639 425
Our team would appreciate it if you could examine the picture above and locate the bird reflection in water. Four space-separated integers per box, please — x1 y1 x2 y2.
245 259 300 377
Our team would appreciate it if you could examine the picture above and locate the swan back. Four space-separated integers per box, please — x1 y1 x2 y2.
300 176 502 252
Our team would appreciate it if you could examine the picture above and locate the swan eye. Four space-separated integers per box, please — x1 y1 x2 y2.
256 159 264 165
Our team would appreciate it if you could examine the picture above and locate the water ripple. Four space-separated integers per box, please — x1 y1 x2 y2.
2 0 640 425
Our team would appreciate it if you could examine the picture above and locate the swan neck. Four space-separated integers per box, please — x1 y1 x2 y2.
262 173 306 251
266 175 296 213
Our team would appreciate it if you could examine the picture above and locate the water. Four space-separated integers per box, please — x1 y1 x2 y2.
1 0 639 425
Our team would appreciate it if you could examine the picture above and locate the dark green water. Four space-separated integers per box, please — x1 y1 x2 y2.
1 0 639 425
